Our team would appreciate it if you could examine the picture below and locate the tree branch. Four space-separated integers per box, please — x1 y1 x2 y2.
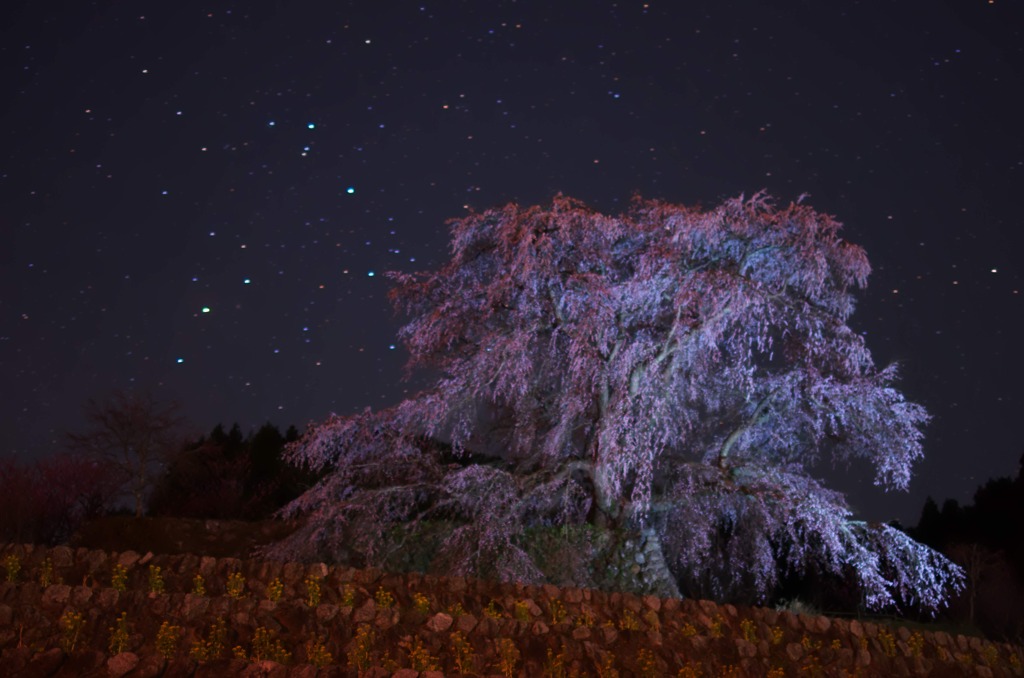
717 390 776 466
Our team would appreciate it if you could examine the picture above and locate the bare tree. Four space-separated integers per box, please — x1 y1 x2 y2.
947 542 1003 627
67 390 184 517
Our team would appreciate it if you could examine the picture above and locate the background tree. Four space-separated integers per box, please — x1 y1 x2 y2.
0 454 120 544
150 422 306 519
946 542 1002 628
0 458 43 543
148 434 251 519
271 193 962 611
910 449 1024 640
67 390 184 517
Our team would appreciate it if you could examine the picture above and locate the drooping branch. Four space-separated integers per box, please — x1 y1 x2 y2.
718 390 777 466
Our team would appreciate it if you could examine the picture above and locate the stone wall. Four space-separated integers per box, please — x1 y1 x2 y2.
0 542 1021 677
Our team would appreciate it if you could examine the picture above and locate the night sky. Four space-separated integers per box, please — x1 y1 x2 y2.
2 1 1022 527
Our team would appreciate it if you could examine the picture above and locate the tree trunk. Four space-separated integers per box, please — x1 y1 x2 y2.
133 474 145 518
638 526 681 599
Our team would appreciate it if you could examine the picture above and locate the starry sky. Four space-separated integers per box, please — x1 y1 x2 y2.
2 0 1022 526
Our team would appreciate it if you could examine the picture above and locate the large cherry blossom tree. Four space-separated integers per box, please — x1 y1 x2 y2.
271 193 962 610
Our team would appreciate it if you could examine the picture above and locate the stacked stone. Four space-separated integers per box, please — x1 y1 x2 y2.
1 542 1021 677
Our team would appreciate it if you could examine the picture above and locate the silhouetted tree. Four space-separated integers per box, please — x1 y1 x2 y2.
272 194 962 611
243 422 309 516
209 422 245 457
912 452 1024 640
151 422 309 519
67 390 184 517
249 423 285 483
947 542 1002 627
0 458 41 542
913 496 944 549
973 477 1024 555
149 436 250 519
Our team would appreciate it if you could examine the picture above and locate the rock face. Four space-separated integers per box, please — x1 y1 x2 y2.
0 541 1022 677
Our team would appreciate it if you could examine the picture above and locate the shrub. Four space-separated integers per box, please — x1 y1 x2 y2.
349 624 376 673
740 618 757 643
111 564 128 591
412 591 430 615
249 626 291 664
59 609 86 653
636 648 658 678
108 612 130 655
548 598 567 625
0 455 119 545
3 554 20 583
304 635 333 667
266 577 284 602
226 571 246 599
374 586 394 610
304 574 321 607
147 565 165 594
339 583 355 607
400 636 439 671
618 608 641 631
483 600 503 619
449 631 474 674
189 618 228 662
155 621 181 659
494 637 520 678
38 557 55 587
545 645 570 678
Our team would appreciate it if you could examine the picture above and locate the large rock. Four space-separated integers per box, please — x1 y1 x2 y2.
107 652 140 678
353 599 376 623
124 654 165 678
40 584 71 608
426 612 453 632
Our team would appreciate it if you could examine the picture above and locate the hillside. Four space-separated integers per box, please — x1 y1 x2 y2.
2 528 1023 676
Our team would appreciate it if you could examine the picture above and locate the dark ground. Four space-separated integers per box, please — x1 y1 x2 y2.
69 515 302 559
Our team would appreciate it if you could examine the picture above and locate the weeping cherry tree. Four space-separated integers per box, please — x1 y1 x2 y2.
269 193 963 611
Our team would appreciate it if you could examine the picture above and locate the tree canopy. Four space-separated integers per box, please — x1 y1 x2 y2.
272 193 963 611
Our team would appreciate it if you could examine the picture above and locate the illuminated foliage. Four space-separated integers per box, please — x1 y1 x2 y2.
274 193 962 610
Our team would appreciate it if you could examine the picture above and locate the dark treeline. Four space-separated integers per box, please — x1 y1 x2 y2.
905 452 1024 642
0 421 314 545
148 422 313 520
